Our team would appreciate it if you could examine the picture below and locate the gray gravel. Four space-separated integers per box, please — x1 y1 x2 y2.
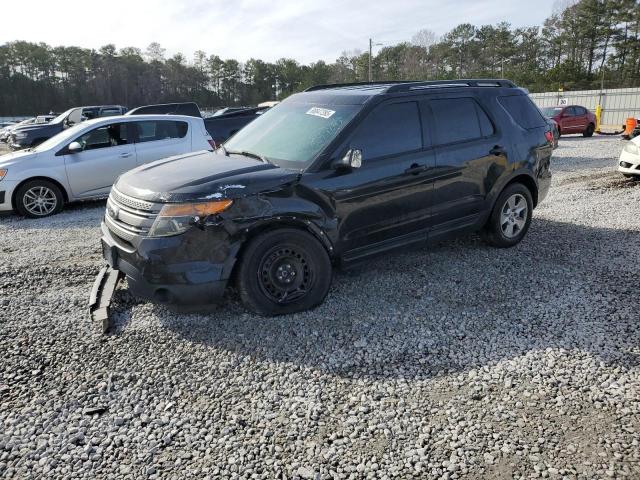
1 135 639 479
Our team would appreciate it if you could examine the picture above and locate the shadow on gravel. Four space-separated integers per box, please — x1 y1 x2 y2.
149 218 639 380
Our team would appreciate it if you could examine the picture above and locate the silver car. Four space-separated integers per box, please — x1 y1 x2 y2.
0 115 215 217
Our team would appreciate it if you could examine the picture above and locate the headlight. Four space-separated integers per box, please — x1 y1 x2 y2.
148 200 233 237
624 142 639 155
0 169 6 181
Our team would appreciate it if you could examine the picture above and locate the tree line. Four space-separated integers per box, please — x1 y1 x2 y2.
0 0 638 116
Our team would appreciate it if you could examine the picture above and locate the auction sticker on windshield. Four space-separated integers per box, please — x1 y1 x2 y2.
306 107 335 119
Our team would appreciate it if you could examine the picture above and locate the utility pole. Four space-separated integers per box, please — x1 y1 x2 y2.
369 38 373 82
369 38 383 82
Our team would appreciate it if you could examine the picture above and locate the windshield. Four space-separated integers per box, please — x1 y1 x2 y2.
224 101 360 168
541 107 563 117
33 122 89 152
49 108 75 124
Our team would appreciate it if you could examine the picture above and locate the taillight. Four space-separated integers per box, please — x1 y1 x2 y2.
545 131 553 143
207 139 217 150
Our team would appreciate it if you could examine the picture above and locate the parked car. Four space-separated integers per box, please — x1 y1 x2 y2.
126 102 201 118
546 118 559 148
204 106 269 145
98 79 553 315
618 135 640 178
540 105 596 137
0 114 215 217
1 119 33 142
8 105 127 150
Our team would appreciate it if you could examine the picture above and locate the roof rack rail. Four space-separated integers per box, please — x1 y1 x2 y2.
304 81 414 92
385 79 516 92
304 79 516 93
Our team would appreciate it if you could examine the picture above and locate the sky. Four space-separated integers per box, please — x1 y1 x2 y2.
1 0 557 64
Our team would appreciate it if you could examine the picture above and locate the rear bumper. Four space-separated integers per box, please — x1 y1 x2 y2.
100 221 237 305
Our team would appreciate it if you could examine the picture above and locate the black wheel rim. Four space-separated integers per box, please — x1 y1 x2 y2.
257 245 313 304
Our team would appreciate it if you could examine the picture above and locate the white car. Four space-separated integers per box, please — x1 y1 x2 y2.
619 136 640 178
0 115 215 217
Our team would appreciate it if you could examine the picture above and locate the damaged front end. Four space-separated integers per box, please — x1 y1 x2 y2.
87 150 334 332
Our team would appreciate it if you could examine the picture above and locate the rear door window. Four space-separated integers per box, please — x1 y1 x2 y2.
351 101 422 160
134 120 188 143
429 97 491 145
498 95 547 129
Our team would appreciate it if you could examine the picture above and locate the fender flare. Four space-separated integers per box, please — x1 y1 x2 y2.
486 168 539 210
233 215 336 260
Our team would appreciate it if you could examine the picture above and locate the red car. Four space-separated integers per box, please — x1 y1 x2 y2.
541 105 596 137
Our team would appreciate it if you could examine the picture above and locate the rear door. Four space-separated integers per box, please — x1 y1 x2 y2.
426 94 506 232
130 119 191 165
63 122 136 198
573 106 589 132
562 107 580 133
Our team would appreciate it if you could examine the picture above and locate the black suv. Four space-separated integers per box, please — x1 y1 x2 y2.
99 79 553 315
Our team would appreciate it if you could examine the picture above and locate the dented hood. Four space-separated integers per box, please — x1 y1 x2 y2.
115 150 300 202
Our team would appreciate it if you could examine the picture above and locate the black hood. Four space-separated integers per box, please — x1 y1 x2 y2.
116 150 300 203
14 122 63 135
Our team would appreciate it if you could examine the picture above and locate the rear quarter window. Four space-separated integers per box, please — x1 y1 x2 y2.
429 97 494 145
498 95 547 129
134 120 188 143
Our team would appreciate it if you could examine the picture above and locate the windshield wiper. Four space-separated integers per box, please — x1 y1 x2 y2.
226 149 270 164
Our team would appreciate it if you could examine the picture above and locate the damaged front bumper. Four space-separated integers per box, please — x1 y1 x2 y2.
99 220 237 306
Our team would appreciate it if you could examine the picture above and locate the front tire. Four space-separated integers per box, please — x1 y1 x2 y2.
15 179 64 218
482 183 533 248
236 228 332 315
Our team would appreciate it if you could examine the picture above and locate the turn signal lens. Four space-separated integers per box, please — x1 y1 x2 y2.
0 169 6 181
158 200 233 217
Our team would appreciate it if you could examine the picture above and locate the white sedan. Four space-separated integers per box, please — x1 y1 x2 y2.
619 136 640 178
0 115 215 217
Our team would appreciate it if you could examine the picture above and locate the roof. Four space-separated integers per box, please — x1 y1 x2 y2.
79 114 201 127
304 79 517 95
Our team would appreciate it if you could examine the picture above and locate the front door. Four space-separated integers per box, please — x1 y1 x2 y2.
302 100 436 261
63 122 136 198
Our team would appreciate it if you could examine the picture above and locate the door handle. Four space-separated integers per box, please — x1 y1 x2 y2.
119 152 133 158
489 145 505 156
404 163 427 175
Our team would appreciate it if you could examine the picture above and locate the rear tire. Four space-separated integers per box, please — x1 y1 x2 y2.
15 179 64 218
482 183 533 248
236 228 332 315
583 123 595 137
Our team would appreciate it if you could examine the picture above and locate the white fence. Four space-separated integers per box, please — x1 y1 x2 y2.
529 87 640 127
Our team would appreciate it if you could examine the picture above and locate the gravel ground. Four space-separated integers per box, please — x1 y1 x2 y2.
1 136 639 479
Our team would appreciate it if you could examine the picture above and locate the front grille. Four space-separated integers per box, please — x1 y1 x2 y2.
110 188 155 211
105 188 162 240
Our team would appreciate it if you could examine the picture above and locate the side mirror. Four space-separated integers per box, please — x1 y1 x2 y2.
68 141 83 153
333 148 363 170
